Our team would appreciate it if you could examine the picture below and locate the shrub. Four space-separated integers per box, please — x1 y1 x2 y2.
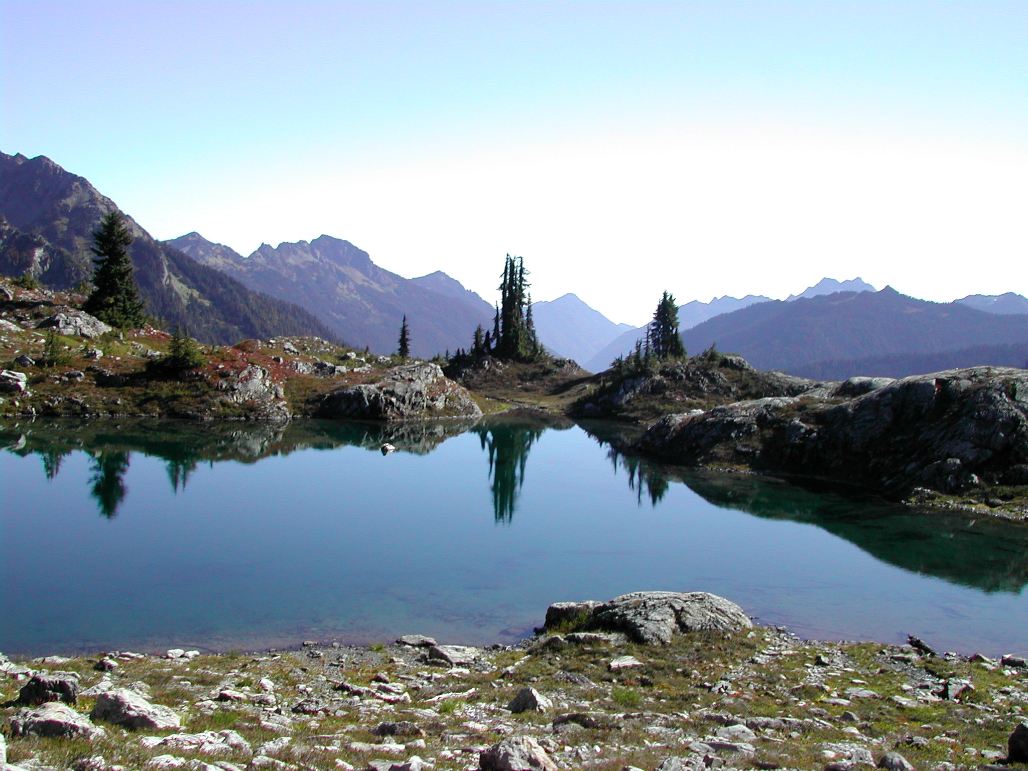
11 272 41 290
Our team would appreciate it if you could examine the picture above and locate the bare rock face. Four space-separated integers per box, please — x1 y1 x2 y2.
35 309 112 339
10 702 101 739
317 363 482 421
636 366 1028 497
593 591 752 644
479 736 557 771
90 688 181 730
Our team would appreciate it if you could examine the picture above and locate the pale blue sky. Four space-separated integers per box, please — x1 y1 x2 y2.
2 1 1025 324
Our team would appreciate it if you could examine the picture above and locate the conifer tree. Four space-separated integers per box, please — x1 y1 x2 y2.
649 290 686 359
398 315 410 359
83 211 147 328
493 254 543 361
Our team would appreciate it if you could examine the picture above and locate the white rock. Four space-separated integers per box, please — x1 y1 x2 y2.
609 656 643 671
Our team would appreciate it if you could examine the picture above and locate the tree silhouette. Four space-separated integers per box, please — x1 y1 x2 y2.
83 212 147 328
89 450 131 518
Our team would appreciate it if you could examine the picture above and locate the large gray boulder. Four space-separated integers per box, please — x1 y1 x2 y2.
10 702 100 739
479 736 557 771
214 365 289 420
317 363 482 421
35 310 112 339
0 370 27 393
90 688 181 730
507 687 552 714
592 591 752 644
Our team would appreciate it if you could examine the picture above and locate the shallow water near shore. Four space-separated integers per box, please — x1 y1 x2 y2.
1 415 1026 658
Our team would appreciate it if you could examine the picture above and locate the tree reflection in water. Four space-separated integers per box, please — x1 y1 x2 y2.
88 451 131 519
475 424 544 523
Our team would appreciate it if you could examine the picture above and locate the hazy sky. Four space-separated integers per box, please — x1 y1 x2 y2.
2 2 1025 325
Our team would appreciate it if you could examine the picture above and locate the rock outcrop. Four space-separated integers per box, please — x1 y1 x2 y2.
35 310 112 339
545 591 751 644
90 689 181 730
317 362 482 421
636 366 1028 497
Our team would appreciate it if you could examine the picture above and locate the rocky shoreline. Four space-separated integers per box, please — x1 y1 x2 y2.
2 592 1027 771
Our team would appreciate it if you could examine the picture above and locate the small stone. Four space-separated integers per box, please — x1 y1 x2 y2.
716 724 757 743
507 687 552 714
839 711 860 722
609 655 643 671
217 690 247 702
877 752 914 771
94 657 119 672
166 649 185 659
374 721 424 737
427 644 480 666
653 759 689 771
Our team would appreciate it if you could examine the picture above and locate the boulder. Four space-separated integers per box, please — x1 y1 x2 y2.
507 687 552 713
877 753 913 771
13 354 34 366
396 635 436 648
0 370 27 393
214 365 288 419
35 309 112 338
653 759 689 771
318 363 482 421
1008 721 1028 763
18 672 80 705
592 591 752 644
0 732 5 764
427 644 481 666
609 656 644 671
543 600 601 630
10 702 101 739
373 721 424 737
479 736 557 771
90 688 181 730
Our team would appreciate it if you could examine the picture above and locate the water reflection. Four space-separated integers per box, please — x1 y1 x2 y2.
592 435 1028 595
3 417 1028 597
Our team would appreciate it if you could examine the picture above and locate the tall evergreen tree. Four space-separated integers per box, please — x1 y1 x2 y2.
649 290 686 359
493 254 542 361
83 211 147 328
398 315 410 359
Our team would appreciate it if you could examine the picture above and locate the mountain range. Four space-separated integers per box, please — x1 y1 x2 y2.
167 233 495 359
0 153 338 345
4 151 1028 380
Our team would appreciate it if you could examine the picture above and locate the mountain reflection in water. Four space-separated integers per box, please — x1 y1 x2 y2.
2 416 1027 596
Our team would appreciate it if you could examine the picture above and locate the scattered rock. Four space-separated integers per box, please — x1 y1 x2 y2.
479 736 557 771
507 687 552 713
10 701 101 738
374 721 424 737
1002 655 1028 669
717 724 757 743
90 688 181 730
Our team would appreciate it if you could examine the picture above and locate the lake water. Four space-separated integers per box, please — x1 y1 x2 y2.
1 415 1026 658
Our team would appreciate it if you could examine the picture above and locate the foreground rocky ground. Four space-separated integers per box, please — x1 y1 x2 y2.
2 592 1027 771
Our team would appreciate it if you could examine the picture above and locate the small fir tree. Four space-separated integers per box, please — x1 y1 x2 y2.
160 326 205 374
398 315 410 359
84 211 146 328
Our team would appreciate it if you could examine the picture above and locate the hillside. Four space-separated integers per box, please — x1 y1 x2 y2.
169 233 493 359
679 287 1028 374
794 341 1028 380
0 153 338 345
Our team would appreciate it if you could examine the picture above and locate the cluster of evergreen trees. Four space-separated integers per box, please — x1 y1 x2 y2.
451 254 545 363
611 290 687 376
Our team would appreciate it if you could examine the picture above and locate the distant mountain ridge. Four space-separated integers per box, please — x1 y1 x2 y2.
0 153 337 345
168 233 494 359
786 276 876 301
530 293 634 363
955 292 1028 316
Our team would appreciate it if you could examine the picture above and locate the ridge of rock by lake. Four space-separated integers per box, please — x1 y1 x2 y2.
2 414 1027 658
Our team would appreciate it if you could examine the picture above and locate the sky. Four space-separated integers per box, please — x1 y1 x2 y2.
1 2 1025 326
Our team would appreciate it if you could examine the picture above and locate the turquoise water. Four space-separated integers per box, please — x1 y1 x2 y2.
1 416 1026 657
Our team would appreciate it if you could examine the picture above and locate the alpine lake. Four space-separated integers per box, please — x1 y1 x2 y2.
1 414 1026 659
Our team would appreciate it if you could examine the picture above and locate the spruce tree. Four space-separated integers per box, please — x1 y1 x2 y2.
398 315 411 359
649 290 686 359
84 211 147 328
